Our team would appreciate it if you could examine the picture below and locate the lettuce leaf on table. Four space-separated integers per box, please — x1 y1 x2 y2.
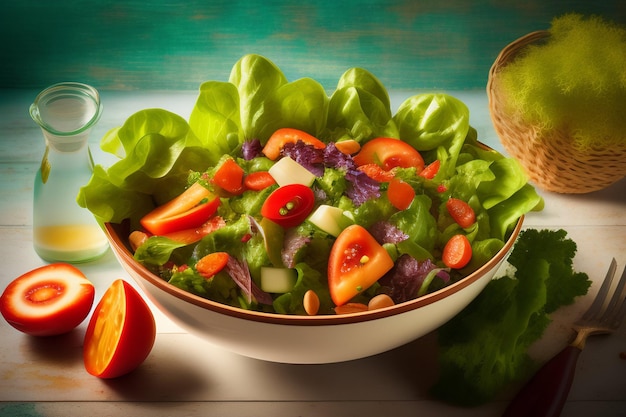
431 229 591 406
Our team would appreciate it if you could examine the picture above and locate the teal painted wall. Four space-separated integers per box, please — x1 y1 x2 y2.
2 1 625 91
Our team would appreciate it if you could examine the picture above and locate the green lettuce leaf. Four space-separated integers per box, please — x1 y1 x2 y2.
78 109 214 223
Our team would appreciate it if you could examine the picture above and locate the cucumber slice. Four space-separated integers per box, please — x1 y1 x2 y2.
268 156 316 187
307 204 345 237
260 266 297 293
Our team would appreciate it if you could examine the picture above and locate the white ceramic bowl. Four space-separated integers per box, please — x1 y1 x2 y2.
104 216 522 364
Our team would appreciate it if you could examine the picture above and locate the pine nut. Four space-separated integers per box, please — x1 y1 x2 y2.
303 289 320 316
129 230 149 252
368 294 395 310
334 302 368 315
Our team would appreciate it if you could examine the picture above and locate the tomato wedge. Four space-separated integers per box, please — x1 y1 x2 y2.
83 279 156 379
140 182 220 236
357 163 396 182
262 128 326 160
261 184 315 228
418 159 441 179
0 263 95 336
353 137 425 172
243 171 276 191
446 197 476 228
387 179 415 210
328 225 394 306
212 158 245 195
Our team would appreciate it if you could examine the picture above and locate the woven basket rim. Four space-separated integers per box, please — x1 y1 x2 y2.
486 30 626 193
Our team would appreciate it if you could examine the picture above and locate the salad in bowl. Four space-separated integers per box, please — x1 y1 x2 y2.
79 54 542 319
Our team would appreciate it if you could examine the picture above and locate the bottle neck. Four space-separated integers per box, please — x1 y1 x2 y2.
42 129 91 153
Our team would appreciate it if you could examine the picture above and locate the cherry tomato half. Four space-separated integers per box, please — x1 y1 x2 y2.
0 263 95 336
261 184 315 228
328 225 394 306
83 279 156 379
353 137 425 172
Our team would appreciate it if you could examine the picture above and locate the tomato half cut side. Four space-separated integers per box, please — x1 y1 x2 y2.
83 279 156 379
262 128 326 160
0 263 95 336
442 234 473 269
328 225 394 306
353 137 425 172
260 184 315 228
140 182 220 236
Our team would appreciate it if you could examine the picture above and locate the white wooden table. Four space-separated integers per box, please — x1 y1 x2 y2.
1 89 624 417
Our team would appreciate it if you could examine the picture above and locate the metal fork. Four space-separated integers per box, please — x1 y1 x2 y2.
502 258 626 417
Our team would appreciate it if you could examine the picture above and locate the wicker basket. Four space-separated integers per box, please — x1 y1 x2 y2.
487 30 626 193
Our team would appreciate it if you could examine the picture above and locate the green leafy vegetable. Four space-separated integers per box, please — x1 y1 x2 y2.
432 228 591 406
78 53 545 314
498 13 626 151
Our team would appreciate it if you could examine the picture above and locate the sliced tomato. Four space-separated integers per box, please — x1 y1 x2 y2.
357 163 396 182
196 252 230 279
212 158 245 195
353 137 425 172
160 216 226 245
446 198 476 228
0 263 95 336
328 225 394 306
83 279 156 379
140 182 220 236
261 184 315 228
442 234 472 269
418 159 441 179
262 128 326 160
244 171 276 191
387 179 415 210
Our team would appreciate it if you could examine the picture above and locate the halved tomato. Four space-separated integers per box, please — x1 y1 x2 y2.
0 263 95 336
260 184 315 228
353 137 425 172
140 182 220 236
262 128 326 160
83 279 156 379
328 225 394 306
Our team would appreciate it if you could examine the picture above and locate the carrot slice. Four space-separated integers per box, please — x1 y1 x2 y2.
196 252 230 279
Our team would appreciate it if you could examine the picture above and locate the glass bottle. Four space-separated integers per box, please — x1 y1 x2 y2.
29 82 109 263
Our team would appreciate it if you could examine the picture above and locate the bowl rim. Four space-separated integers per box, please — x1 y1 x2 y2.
104 215 523 326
